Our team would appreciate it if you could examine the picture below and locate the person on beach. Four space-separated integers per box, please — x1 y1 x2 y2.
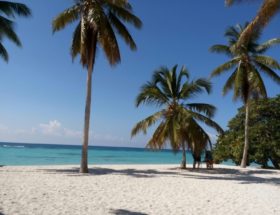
192 153 201 169
204 150 214 169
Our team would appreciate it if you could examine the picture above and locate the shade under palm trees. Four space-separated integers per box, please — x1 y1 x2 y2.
210 23 280 168
131 65 223 169
0 1 31 62
225 0 280 50
53 0 142 173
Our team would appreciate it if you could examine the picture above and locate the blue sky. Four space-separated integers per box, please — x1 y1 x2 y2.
0 0 280 147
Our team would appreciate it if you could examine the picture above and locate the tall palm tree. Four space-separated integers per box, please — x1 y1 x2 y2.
131 65 223 169
225 0 280 50
210 23 280 168
0 1 31 62
53 0 142 173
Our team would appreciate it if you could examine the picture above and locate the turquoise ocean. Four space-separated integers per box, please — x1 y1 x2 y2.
0 142 202 166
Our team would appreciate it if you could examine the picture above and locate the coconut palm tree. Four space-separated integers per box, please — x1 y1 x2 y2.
210 23 280 168
53 0 142 173
131 65 223 169
0 1 31 62
225 0 280 50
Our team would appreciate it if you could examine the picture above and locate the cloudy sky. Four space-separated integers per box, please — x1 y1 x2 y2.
0 0 280 147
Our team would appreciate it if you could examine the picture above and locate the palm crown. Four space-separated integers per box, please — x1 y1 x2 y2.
53 0 142 67
210 23 280 103
132 65 223 153
226 0 280 50
0 1 31 62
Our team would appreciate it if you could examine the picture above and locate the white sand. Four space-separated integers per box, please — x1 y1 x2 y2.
0 164 280 215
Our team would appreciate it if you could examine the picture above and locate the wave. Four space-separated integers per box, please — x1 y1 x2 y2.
2 145 25 148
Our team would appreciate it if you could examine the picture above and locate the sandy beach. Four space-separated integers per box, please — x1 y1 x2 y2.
0 164 280 215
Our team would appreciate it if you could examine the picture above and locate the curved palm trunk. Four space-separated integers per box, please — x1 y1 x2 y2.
241 102 249 168
181 142 186 169
80 32 97 173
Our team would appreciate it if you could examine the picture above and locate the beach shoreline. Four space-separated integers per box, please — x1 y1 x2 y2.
1 164 280 215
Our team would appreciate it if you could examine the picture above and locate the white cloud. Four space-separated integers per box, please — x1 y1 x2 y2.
64 128 82 138
0 120 138 146
39 120 62 136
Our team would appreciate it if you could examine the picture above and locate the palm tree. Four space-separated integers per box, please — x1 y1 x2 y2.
53 0 142 173
210 23 280 168
225 0 280 50
0 1 31 62
131 65 223 169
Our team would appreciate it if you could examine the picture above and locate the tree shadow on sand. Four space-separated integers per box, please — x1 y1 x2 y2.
39 166 280 186
109 209 148 215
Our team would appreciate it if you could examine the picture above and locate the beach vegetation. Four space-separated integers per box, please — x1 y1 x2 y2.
213 95 280 169
210 23 280 168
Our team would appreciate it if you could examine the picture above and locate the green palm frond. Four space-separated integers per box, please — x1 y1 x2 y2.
0 1 31 17
185 103 216 118
256 38 280 53
211 57 240 77
170 115 180 146
0 42 8 61
71 22 81 59
255 62 280 85
234 64 249 102
0 1 31 62
146 122 169 150
106 1 142 28
249 66 267 99
109 12 136 50
183 118 211 153
0 16 20 46
225 0 256 6
170 65 179 96
209 44 232 56
135 83 169 107
131 111 164 137
190 111 224 134
253 55 280 70
98 18 121 65
52 5 80 33
181 78 211 99
222 68 237 96
194 78 212 94
176 66 189 93
226 0 280 50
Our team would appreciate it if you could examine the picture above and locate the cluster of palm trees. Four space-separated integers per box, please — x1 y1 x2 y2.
1 0 280 172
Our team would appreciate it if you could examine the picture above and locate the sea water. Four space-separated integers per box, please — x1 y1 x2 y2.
0 142 198 166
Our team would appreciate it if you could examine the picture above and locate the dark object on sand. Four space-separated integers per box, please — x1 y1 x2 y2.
204 151 214 169
192 153 201 169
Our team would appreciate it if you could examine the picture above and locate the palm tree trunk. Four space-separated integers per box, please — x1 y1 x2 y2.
80 32 97 173
181 142 186 169
241 102 249 168
80 66 93 173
